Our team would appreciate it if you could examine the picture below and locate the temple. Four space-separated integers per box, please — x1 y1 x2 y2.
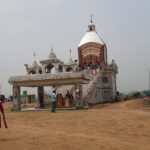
8 17 118 111
78 16 107 69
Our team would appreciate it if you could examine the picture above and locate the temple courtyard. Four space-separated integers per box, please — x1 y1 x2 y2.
0 99 150 150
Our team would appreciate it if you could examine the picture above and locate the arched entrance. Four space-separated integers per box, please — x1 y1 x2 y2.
45 64 54 73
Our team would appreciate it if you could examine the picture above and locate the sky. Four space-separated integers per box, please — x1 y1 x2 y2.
0 0 150 97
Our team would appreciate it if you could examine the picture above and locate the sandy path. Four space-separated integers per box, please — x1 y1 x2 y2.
0 99 150 150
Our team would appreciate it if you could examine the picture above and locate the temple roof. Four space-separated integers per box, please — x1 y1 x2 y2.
25 60 42 71
40 48 64 65
64 50 76 66
8 72 90 87
78 31 104 47
78 17 104 47
48 48 57 59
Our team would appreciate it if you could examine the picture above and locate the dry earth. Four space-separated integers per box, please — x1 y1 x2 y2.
0 99 150 150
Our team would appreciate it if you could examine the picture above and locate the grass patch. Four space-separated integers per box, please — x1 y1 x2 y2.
144 101 150 107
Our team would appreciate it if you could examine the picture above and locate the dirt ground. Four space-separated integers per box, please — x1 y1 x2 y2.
0 99 150 150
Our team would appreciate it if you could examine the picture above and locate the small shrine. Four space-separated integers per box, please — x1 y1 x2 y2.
40 48 64 73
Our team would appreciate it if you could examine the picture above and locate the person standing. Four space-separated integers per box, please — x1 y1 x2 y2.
51 90 57 113
65 90 70 108
57 94 63 108
0 100 8 128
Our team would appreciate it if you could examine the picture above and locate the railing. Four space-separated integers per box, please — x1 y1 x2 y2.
83 69 101 105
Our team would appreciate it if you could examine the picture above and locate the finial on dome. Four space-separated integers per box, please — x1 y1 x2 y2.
88 14 95 32
33 52 37 61
69 49 71 57
49 47 57 59
90 14 93 23
32 52 38 66
51 47 53 52
34 51 36 58
66 49 75 65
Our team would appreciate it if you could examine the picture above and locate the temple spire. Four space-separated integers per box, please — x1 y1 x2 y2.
48 46 57 59
51 47 53 53
69 49 71 58
88 14 95 32
32 52 38 67
34 52 36 61
90 14 93 23
67 49 74 64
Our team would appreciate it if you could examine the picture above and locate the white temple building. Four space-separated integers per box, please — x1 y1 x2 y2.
9 16 118 110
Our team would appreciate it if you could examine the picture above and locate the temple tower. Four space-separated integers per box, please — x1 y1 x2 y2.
78 16 118 104
78 16 107 70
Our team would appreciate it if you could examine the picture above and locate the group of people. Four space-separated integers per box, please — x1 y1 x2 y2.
50 90 75 113
79 61 101 71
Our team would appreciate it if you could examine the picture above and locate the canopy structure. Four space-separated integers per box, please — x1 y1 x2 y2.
9 71 90 110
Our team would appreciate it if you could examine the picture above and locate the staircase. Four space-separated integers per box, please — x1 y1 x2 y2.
56 69 101 106
83 69 101 106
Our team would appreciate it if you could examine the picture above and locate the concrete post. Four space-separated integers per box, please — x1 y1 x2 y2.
12 86 21 111
75 83 83 108
37 86 44 108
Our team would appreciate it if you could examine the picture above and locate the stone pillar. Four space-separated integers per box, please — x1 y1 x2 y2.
42 65 45 74
12 86 21 111
55 67 59 73
37 86 44 108
75 83 83 108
